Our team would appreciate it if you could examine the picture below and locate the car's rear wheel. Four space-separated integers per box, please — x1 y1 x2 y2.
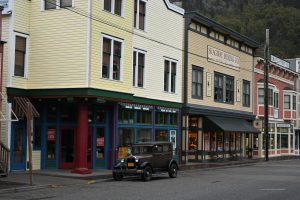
113 171 123 181
142 165 152 181
168 163 178 178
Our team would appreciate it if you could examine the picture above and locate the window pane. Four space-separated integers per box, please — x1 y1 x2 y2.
164 60 169 92
137 129 152 143
133 51 136 86
155 130 168 141
284 95 291 109
113 41 122 80
104 0 112 12
171 62 176 93
134 0 137 28
45 0 56 9
137 53 144 87
16 36 26 51
137 111 152 124
102 38 111 78
139 1 146 30
61 0 72 7
114 0 122 15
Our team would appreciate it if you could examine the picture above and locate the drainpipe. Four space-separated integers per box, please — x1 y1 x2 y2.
0 4 4 141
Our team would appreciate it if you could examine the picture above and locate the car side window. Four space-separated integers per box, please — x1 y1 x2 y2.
163 145 170 152
153 145 163 153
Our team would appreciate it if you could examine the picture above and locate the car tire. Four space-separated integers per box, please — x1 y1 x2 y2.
113 171 123 181
168 163 178 178
142 165 152 181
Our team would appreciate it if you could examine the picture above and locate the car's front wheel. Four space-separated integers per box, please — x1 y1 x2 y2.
113 171 123 181
168 163 178 178
141 165 152 181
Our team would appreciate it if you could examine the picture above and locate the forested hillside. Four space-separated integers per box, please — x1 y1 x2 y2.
172 0 300 58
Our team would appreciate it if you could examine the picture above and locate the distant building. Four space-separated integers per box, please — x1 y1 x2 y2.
253 56 298 158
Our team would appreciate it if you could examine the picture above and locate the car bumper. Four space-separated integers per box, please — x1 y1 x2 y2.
113 168 143 175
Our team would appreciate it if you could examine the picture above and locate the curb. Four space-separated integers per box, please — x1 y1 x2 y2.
0 184 50 194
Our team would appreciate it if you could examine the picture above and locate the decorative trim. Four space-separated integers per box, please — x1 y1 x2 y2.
163 0 184 15
254 68 295 85
206 72 211 97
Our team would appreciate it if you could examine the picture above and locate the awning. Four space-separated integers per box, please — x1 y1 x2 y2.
206 116 260 133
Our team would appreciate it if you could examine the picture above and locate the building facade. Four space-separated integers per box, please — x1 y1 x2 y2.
2 0 184 173
182 12 260 163
253 56 298 158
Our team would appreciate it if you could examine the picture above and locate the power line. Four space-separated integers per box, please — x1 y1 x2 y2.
42 0 260 73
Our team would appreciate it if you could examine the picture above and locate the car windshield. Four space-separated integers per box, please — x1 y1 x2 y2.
131 146 153 155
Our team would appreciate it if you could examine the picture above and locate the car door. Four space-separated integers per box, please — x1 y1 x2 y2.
152 144 163 169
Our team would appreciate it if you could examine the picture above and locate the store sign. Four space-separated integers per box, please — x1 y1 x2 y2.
277 123 290 128
271 55 289 69
207 46 240 69
119 103 153 111
97 137 104 147
157 107 178 113
47 129 56 141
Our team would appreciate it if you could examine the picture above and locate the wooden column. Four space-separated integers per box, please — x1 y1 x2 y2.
72 104 91 174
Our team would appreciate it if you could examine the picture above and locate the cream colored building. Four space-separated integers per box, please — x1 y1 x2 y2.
182 12 260 163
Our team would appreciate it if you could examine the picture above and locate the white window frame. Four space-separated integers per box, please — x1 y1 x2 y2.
283 91 297 111
164 57 177 94
134 0 147 31
133 48 146 88
101 34 124 81
41 0 74 11
103 0 125 16
12 32 29 78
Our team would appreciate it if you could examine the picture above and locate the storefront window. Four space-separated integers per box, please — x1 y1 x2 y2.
170 113 178 126
278 127 289 133
119 109 134 124
118 128 134 159
281 134 288 148
60 105 77 122
137 111 152 124
33 126 42 150
46 128 56 161
290 135 293 149
96 110 106 124
270 134 275 149
210 132 217 151
296 133 299 149
204 132 210 151
188 132 198 150
277 134 281 149
155 112 168 125
253 134 259 150
217 132 223 151
47 106 57 122
236 133 241 151
224 133 229 151
136 128 151 142
155 129 168 141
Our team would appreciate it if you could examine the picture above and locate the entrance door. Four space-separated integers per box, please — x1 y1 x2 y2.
11 124 27 171
95 127 107 168
59 129 75 169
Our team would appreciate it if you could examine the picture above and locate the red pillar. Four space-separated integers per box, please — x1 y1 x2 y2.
72 104 91 174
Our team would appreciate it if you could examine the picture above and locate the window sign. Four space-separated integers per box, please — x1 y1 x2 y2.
47 129 56 141
170 130 176 155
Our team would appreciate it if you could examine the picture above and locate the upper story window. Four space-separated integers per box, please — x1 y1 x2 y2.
44 0 72 10
209 31 224 42
104 0 123 16
293 95 296 110
190 22 208 34
284 95 291 109
242 80 250 107
214 72 234 104
164 59 177 93
258 88 274 105
102 35 123 81
134 0 146 31
133 49 145 88
192 66 203 99
14 35 27 77
274 92 279 109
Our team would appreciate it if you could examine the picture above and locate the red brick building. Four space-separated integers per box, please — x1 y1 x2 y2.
253 56 298 158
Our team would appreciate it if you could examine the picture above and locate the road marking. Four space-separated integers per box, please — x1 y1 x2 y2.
259 189 286 191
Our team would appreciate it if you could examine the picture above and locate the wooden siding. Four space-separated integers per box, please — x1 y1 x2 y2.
89 0 134 93
11 0 88 89
132 0 184 103
187 30 254 113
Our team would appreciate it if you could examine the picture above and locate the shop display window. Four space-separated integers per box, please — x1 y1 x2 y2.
188 132 198 150
270 134 275 149
155 112 168 125
118 109 134 124
253 134 259 150
277 134 281 149
281 134 288 148
170 113 178 126
155 130 168 141
136 128 152 143
137 110 152 124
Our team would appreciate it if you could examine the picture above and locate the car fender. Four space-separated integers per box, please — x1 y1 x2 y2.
168 159 179 170
114 162 125 169
140 161 152 169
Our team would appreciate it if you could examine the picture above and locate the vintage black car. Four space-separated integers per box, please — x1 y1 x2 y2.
113 142 178 181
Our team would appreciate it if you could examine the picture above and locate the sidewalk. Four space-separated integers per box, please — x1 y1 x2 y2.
1 156 299 193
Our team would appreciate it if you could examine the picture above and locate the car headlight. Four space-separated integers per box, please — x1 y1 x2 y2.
120 159 125 163
135 158 139 163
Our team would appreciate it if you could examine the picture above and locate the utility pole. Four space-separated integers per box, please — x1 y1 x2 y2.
264 29 269 161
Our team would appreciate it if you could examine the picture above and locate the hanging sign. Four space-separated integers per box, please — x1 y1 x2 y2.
206 72 212 97
47 129 56 141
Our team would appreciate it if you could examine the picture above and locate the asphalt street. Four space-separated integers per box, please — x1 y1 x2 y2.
1 159 300 200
